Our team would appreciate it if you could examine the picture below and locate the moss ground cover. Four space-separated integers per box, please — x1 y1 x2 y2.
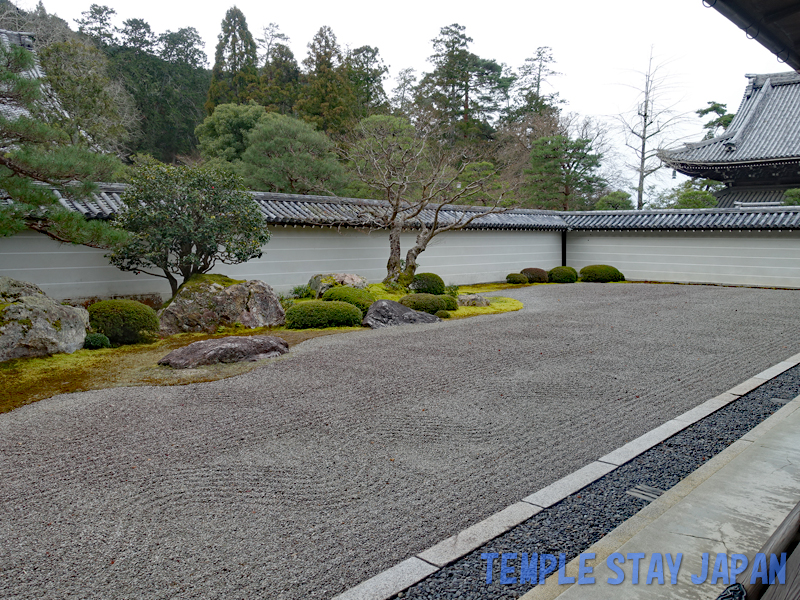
2 283 521 413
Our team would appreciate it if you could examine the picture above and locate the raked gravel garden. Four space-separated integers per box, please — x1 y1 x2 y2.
2 282 800 599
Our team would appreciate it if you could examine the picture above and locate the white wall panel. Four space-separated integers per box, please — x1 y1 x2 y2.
567 231 800 288
0 227 563 300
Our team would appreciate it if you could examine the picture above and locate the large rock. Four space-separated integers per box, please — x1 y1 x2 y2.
309 273 368 298
159 278 285 335
457 293 491 307
362 299 441 329
0 276 89 362
158 335 289 369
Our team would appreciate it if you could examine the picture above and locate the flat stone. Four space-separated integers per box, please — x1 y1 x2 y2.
753 360 797 381
522 461 617 508
418 502 541 567
331 557 439 600
597 420 691 466
726 376 769 396
672 393 739 423
158 335 288 369
362 300 441 328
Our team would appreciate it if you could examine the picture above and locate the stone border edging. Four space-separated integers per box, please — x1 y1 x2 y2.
330 353 800 600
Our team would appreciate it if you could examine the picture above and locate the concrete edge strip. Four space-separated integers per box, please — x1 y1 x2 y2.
518 393 800 600
331 354 800 600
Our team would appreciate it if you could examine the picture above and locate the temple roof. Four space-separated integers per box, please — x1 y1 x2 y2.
662 72 800 182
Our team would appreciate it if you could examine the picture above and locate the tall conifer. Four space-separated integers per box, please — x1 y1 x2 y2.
205 6 258 114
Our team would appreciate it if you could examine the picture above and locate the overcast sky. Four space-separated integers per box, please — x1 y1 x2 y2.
36 0 789 189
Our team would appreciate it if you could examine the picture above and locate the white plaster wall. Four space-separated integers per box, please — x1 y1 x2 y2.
567 230 800 288
0 226 563 300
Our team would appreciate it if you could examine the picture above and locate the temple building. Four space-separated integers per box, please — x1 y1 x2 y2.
661 70 800 208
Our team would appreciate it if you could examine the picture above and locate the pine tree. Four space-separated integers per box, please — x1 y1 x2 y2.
0 41 124 248
205 6 258 114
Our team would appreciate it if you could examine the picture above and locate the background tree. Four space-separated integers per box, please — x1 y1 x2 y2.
649 179 722 209
195 102 267 163
696 101 734 139
237 113 347 194
503 46 562 122
38 38 137 154
205 6 258 114
294 25 356 134
415 23 507 139
523 134 605 210
107 158 270 296
345 45 389 119
594 190 633 210
252 42 299 115
74 3 117 47
784 189 800 206
390 67 417 116
341 115 513 283
0 41 123 247
617 50 685 209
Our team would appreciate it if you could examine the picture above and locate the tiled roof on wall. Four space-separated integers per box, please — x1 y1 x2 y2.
563 207 800 230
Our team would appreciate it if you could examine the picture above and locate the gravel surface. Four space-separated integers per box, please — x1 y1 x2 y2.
1 283 799 600
399 364 800 600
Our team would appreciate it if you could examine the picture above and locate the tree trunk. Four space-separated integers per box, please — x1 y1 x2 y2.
165 271 179 297
402 227 433 281
383 222 404 283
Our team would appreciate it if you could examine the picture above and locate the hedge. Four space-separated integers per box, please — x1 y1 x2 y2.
88 299 160 344
409 272 445 295
521 268 548 283
548 266 578 283
506 273 528 284
321 286 376 316
285 300 362 329
399 293 455 314
579 264 626 283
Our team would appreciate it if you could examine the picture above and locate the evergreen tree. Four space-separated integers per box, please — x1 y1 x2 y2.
345 45 389 119
0 41 124 247
205 6 258 114
294 26 356 135
416 24 506 138
524 135 605 211
252 42 299 115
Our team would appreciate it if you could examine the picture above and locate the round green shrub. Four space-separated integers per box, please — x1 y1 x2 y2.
83 332 111 349
88 299 160 344
548 266 578 284
440 294 458 311
506 273 529 284
435 310 451 319
285 300 362 329
521 267 548 283
579 264 626 283
409 272 445 295
399 293 450 314
444 284 459 298
321 286 376 316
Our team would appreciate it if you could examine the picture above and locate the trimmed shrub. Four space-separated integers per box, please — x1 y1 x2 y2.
435 310 451 319
399 293 451 314
521 267 548 283
506 273 528 284
548 266 578 284
285 300 362 329
440 294 458 311
83 332 111 349
444 284 459 298
409 272 445 295
579 264 626 283
321 286 376 316
88 299 160 344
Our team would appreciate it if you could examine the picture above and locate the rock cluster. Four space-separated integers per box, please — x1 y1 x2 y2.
457 294 491 307
158 335 289 369
0 276 89 362
362 299 441 329
308 273 368 298
158 279 285 335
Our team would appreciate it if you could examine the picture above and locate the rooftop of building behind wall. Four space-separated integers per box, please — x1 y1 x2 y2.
36 185 800 232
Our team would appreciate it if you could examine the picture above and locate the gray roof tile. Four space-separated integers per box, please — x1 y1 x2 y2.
663 72 800 166
563 207 800 230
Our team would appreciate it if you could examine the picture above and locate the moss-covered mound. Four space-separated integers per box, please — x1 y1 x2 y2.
285 301 362 329
506 273 528 284
521 268 548 283
435 310 451 319
409 272 445 295
579 264 626 283
321 286 376 316
88 299 160 344
548 266 578 284
399 293 456 314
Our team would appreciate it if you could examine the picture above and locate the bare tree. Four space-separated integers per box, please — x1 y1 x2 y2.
341 115 514 284
617 49 686 209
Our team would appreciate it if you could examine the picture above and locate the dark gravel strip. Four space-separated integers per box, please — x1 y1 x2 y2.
396 365 800 600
